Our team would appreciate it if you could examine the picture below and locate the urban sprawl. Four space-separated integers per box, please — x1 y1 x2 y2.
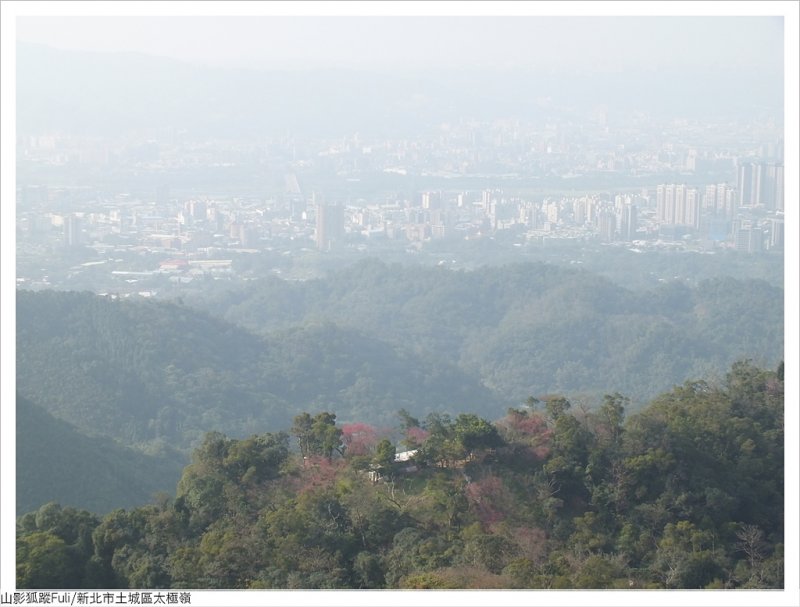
16 118 784 296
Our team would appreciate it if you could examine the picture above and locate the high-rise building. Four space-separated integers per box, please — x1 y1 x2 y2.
620 203 637 241
769 218 784 250
656 183 699 228
545 201 559 224
597 209 616 242
705 183 736 219
685 149 698 172
529 203 542 229
759 163 783 211
185 199 207 222
657 184 685 225
724 187 738 219
752 163 764 205
316 202 344 250
716 183 728 215
664 184 676 224
65 215 82 247
430 209 454 239
704 184 717 212
481 190 493 212
765 163 782 209
232 223 256 248
734 220 763 253
685 188 700 230
736 162 783 210
738 163 754 207
674 185 686 226
614 194 632 213
573 199 586 225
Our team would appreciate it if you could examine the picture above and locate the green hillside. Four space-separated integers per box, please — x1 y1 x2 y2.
16 394 185 514
16 361 784 589
16 289 499 453
194 260 784 403
17 262 783 452
15 262 783 516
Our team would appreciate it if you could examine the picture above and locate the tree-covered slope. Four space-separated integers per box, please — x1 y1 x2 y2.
16 361 784 589
16 259 783 453
15 262 782 518
16 290 499 452
193 260 784 403
16 395 185 514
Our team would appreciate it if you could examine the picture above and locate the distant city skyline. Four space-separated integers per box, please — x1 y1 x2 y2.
16 15 784 72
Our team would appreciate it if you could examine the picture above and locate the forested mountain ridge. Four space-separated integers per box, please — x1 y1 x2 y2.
15 261 782 515
193 260 783 402
17 263 783 446
16 361 783 589
16 289 499 453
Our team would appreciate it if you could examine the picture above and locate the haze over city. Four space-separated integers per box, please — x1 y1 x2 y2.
3 2 799 601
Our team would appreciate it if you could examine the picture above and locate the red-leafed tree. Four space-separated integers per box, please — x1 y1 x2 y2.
497 407 553 460
295 456 346 494
341 423 380 456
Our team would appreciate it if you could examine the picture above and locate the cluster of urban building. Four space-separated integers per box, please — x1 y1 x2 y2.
18 165 783 268
15 119 785 291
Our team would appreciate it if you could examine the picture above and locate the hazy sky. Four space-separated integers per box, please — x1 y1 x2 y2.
16 15 784 72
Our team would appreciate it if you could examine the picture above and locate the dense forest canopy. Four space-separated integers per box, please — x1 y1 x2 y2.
191 260 783 402
17 361 783 589
18 263 783 440
15 261 783 514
